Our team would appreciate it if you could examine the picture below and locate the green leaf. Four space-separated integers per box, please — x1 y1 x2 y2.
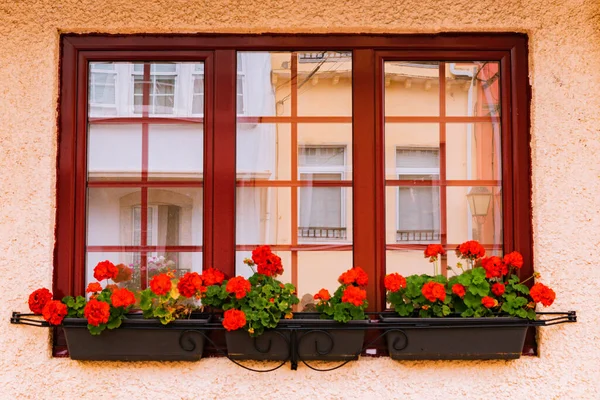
107 317 122 330
87 323 106 335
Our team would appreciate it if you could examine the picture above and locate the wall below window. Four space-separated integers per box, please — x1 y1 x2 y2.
1 0 599 398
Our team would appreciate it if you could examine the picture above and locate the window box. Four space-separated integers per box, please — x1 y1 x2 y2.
61 313 210 361
381 314 537 360
226 314 367 362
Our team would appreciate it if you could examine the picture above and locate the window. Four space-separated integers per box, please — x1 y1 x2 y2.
56 35 531 324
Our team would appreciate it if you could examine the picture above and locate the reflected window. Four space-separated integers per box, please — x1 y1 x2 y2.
298 146 347 242
396 148 440 243
133 63 177 115
89 63 117 116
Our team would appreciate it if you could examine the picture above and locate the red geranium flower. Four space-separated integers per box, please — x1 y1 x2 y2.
112 264 133 283
530 283 556 307
314 288 331 301
452 283 466 299
424 244 445 261
42 300 68 326
456 240 486 260
201 267 225 286
257 253 284 277
481 296 498 308
503 251 524 269
421 281 446 302
222 309 247 331
225 276 251 299
384 273 407 292
149 273 172 296
83 299 110 326
93 260 118 281
86 282 103 293
341 286 367 307
28 288 53 314
481 256 507 278
492 283 506 296
338 267 369 286
251 245 272 266
178 272 205 298
111 288 136 308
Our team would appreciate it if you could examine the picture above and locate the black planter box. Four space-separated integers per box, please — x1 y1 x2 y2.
62 314 210 361
380 315 529 360
226 315 366 362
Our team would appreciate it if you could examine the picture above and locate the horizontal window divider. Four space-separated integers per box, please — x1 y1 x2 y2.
386 243 503 250
87 180 204 187
89 117 204 124
86 245 203 252
236 116 352 123
385 179 500 187
384 116 500 123
236 180 352 187
236 244 352 251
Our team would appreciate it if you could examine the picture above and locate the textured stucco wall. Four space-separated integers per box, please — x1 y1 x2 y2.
1 0 599 399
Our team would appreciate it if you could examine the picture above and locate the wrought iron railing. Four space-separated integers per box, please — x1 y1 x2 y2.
298 227 347 240
396 229 440 242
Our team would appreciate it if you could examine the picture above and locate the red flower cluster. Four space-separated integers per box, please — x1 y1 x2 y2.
113 264 133 283
84 299 110 326
491 283 506 296
452 283 466 299
28 288 53 314
338 266 369 286
456 240 486 260
201 267 225 286
42 300 68 325
149 273 172 296
421 281 446 302
530 283 556 307
86 282 102 293
93 260 118 281
226 276 251 299
222 309 246 331
341 286 367 307
481 256 508 279
424 244 445 261
384 273 407 292
250 245 284 277
503 251 524 269
314 288 331 301
111 288 136 308
481 296 498 308
178 272 206 298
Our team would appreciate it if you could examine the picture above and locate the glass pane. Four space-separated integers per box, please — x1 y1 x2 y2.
87 187 202 247
385 123 439 179
297 123 352 179
297 51 352 116
236 187 292 245
446 62 500 117
87 124 142 181
299 187 351 243
236 52 291 117
237 123 291 181
148 124 203 181
86 251 202 292
386 250 434 277
385 61 440 116
446 186 502 245
297 251 353 310
385 186 440 245
446 122 502 180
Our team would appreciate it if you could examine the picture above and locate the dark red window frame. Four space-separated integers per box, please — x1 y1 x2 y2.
55 33 532 354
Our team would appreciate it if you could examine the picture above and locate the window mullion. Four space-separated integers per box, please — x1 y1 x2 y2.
352 49 380 311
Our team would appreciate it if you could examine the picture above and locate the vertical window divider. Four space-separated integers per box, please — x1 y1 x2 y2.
140 63 151 288
212 50 236 277
353 49 379 311
290 53 299 293
438 62 448 276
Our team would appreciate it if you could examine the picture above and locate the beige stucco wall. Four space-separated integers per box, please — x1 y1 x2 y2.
1 0 599 398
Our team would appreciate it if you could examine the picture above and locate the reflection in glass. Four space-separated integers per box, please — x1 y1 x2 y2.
237 123 290 181
236 187 291 245
148 124 203 180
88 124 142 181
384 61 440 116
446 123 501 180
446 62 500 117
384 124 439 179
446 186 502 245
